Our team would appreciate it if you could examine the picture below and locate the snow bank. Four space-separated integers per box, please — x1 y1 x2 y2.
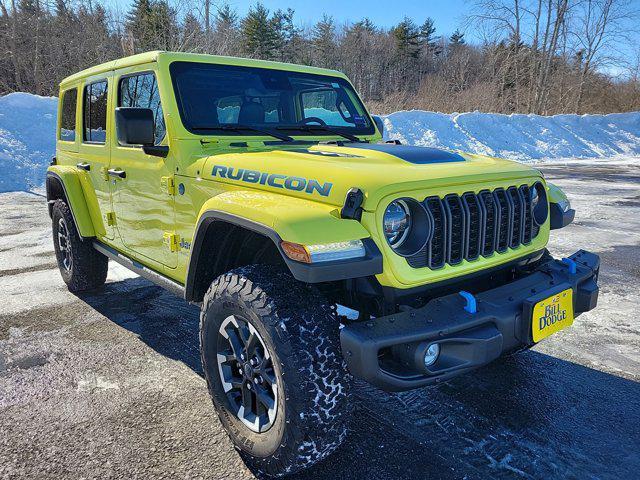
1 92 639 193
383 110 640 161
0 93 57 192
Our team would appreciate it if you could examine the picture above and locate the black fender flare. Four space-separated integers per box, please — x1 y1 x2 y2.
184 210 383 302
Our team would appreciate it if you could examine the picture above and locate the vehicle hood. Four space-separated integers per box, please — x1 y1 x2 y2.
200 142 541 210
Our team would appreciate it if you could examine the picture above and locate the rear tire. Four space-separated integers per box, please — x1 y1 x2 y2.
51 199 108 292
199 265 352 477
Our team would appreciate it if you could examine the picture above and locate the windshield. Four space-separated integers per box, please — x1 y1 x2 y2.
170 61 374 138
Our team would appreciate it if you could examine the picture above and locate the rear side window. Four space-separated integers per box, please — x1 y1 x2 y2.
83 80 108 143
59 89 77 141
119 72 166 144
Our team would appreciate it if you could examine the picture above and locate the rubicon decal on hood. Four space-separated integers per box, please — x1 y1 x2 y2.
212 165 333 197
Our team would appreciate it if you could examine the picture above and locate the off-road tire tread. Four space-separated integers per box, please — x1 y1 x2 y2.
199 265 352 477
52 200 108 292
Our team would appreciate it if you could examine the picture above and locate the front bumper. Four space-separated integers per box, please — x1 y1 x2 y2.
340 250 600 391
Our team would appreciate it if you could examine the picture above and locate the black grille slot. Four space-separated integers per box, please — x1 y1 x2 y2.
425 197 446 269
479 190 497 256
462 192 482 260
406 183 539 269
444 195 465 264
521 185 533 244
494 189 511 252
508 186 522 248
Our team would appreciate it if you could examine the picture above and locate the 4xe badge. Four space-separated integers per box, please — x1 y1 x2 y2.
212 165 333 197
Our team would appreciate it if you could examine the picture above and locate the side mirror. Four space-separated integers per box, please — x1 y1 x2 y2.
115 107 155 146
372 115 384 137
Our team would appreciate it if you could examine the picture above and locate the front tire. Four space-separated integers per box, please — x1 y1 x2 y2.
51 200 108 292
199 265 352 477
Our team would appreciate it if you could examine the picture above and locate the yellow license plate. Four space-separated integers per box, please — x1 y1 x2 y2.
531 289 574 342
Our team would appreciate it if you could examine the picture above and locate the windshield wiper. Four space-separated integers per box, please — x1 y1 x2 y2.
276 125 363 143
190 124 294 142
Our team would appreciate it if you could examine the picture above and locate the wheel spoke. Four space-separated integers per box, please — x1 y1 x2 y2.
225 328 245 358
261 369 276 386
245 332 258 355
241 384 253 411
255 384 275 411
229 378 244 390
216 349 236 364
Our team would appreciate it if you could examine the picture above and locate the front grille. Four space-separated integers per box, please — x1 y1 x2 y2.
406 184 535 269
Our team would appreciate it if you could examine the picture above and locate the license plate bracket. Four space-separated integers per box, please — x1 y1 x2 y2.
522 283 575 343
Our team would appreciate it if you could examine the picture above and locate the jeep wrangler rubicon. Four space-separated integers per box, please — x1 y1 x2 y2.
47 51 600 477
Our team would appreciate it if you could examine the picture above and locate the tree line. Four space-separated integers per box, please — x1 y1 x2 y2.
0 0 638 115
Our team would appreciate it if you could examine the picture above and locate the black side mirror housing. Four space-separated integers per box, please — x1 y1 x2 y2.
115 107 155 146
372 115 384 137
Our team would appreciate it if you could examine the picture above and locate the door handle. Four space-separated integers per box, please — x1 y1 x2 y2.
107 168 126 179
76 162 91 171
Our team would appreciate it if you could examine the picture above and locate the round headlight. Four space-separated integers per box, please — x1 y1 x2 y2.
384 200 411 247
531 182 548 226
383 198 432 256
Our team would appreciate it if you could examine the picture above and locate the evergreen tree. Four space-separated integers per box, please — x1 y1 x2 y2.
214 3 238 34
450 29 465 45
273 8 300 62
392 17 421 59
125 0 178 52
420 18 441 56
353 18 376 35
312 15 336 68
182 12 204 51
241 3 279 59
213 3 239 55
125 0 154 51
150 0 178 50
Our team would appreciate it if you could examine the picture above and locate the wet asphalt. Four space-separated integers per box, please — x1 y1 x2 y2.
0 162 639 479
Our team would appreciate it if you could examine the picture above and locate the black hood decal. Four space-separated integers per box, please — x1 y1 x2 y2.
345 143 465 164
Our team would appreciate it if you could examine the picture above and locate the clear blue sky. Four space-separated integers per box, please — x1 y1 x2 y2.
228 0 470 35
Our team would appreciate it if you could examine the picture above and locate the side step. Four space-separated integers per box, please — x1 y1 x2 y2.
93 241 185 298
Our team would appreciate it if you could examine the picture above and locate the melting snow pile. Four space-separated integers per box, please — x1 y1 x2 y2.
1 92 639 193
383 110 640 161
0 93 57 192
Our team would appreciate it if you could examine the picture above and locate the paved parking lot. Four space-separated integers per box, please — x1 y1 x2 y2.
1 161 639 479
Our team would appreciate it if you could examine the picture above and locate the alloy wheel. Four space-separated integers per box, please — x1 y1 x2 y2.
216 315 278 433
57 217 72 272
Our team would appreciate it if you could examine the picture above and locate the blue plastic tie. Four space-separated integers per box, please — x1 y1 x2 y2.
561 257 577 275
459 291 477 314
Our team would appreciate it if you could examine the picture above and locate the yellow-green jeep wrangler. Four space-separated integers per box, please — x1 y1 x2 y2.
47 51 600 477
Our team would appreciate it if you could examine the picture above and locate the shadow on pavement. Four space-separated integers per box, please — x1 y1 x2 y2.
78 277 640 480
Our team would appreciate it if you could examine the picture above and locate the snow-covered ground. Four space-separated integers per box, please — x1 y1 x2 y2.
1 92 639 192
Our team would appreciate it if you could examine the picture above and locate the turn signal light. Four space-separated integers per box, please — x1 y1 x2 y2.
281 241 311 263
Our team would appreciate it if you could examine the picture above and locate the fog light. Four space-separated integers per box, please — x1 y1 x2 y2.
423 343 440 367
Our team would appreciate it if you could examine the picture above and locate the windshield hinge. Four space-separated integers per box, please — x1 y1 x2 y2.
341 187 364 221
